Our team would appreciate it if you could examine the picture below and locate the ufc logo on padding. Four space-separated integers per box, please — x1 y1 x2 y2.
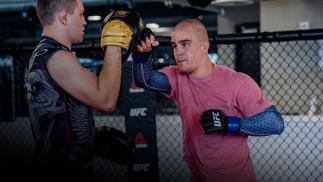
130 108 147 116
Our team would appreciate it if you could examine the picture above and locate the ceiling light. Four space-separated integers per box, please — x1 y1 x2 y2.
146 23 160 29
211 0 254 6
87 15 101 21
151 27 173 33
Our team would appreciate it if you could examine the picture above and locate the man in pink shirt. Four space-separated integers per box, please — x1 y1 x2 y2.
132 19 284 182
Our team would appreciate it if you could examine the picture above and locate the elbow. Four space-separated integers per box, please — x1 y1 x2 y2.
268 106 284 135
100 104 116 112
276 119 284 135
95 98 117 112
272 116 284 135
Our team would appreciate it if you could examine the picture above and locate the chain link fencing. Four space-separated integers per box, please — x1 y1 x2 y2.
0 29 323 182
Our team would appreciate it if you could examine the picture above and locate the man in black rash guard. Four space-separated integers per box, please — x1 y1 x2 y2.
24 0 140 181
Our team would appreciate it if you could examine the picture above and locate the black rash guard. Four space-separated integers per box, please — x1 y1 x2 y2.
24 36 95 162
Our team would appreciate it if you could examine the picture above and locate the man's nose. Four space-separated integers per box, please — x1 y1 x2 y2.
174 48 183 56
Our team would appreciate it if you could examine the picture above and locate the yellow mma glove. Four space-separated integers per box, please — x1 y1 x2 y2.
101 20 132 50
100 10 141 62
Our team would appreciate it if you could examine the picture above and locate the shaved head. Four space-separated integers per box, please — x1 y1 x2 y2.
173 19 209 43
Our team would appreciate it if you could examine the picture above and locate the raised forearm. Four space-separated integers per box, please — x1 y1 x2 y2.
132 53 171 94
97 46 122 111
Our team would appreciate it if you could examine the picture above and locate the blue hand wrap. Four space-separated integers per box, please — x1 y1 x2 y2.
228 117 240 133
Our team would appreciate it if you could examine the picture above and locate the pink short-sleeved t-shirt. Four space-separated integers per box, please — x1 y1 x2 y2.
160 64 272 182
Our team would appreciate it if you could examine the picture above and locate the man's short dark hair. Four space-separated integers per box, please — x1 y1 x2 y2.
36 0 77 26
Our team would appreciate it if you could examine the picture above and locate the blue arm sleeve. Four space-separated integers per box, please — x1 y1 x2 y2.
132 53 171 94
228 105 284 136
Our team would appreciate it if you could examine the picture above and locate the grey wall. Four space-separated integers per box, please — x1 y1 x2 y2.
217 0 323 34
261 0 323 32
217 3 260 34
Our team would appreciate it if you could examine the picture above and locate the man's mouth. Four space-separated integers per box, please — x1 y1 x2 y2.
177 59 186 64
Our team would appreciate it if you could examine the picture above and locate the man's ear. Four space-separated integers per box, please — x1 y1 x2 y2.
58 10 69 25
201 41 210 53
